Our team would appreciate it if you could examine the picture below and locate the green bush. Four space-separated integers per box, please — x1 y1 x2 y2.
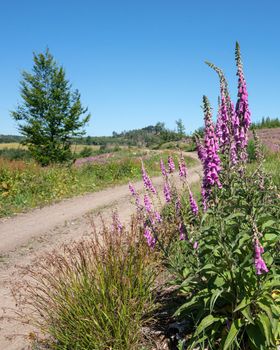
78 146 94 157
167 165 280 349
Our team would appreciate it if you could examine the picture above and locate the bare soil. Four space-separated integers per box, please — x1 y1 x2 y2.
0 156 201 350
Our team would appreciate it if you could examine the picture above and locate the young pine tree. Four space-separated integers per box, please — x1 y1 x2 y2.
11 49 90 166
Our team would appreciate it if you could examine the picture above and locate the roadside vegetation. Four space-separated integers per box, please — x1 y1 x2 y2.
0 149 197 217
16 43 280 350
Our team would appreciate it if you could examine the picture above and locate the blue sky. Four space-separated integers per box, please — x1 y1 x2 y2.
1 0 280 136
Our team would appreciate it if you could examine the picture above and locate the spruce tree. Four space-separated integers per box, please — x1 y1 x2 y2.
11 49 90 165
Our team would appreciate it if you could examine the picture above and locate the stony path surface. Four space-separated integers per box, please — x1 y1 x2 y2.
0 155 201 349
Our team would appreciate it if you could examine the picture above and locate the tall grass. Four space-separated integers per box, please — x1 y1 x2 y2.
263 151 280 187
18 216 156 349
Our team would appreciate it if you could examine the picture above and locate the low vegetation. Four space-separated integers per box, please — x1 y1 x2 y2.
0 150 197 217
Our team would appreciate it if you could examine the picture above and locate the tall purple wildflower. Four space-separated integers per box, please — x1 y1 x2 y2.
168 156 175 173
179 223 186 240
163 181 171 203
129 182 141 210
144 226 156 248
128 182 136 196
254 240 269 275
228 100 238 165
201 96 222 205
179 155 187 178
175 197 181 215
189 191 199 216
219 95 230 151
235 42 251 156
196 137 206 163
160 159 167 177
144 194 153 213
154 211 162 223
205 62 230 152
142 164 157 194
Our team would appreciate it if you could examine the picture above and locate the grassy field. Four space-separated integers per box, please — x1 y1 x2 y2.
0 142 26 149
0 142 101 152
0 149 197 217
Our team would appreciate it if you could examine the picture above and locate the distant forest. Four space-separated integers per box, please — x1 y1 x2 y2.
1 117 279 146
250 117 280 129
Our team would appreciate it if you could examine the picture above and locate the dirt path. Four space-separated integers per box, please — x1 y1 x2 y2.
0 157 201 349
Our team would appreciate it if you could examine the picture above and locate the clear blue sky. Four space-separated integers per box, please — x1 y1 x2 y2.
1 0 280 136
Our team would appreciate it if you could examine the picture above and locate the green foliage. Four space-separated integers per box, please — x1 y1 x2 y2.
11 49 90 166
176 118 186 137
247 139 257 162
0 151 197 217
0 148 31 161
166 164 280 349
78 146 94 158
20 217 156 349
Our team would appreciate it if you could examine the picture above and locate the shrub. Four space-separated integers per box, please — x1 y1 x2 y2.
18 216 156 349
78 146 94 157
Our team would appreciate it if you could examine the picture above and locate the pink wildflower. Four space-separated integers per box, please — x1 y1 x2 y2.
142 164 157 194
163 181 171 203
179 156 187 178
144 227 156 248
189 191 199 216
168 156 175 173
179 223 186 240
254 240 269 275
144 194 153 213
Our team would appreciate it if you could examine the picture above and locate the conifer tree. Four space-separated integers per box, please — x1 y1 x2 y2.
11 49 90 165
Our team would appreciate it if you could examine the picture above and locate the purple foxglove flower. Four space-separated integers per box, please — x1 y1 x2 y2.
179 223 186 240
196 139 206 163
142 164 157 194
163 181 171 203
219 95 230 151
201 188 207 212
128 182 136 196
189 191 198 216
144 227 156 248
160 159 167 177
175 197 181 215
168 156 175 173
230 142 238 165
154 211 162 223
144 194 153 213
179 156 187 178
254 240 269 275
235 42 251 157
201 96 222 203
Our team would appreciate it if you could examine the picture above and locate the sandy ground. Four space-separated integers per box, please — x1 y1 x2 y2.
0 155 201 349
